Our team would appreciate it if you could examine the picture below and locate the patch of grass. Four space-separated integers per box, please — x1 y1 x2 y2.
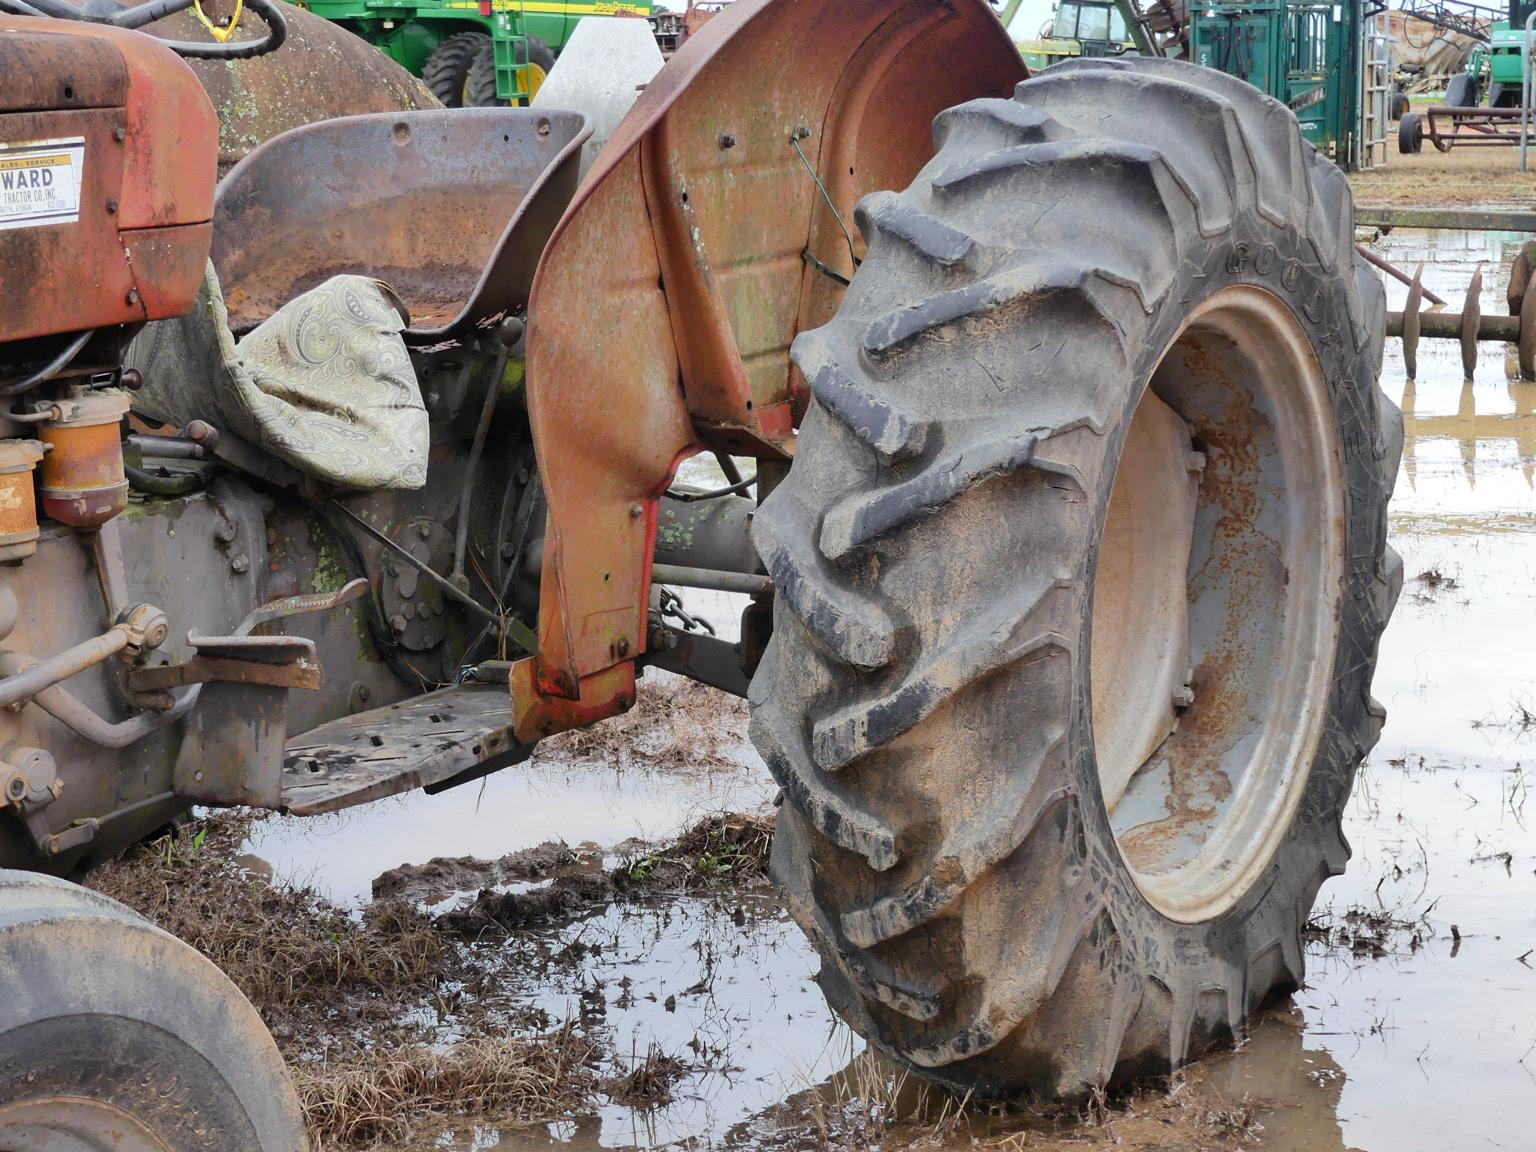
1304 902 1431 958
1413 566 1457 592
88 812 606 1148
87 813 448 1030
614 811 774 893
293 1025 602 1147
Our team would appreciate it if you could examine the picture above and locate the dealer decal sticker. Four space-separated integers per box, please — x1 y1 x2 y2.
0 137 85 232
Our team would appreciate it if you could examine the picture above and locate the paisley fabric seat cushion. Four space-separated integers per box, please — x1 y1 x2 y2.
129 263 428 491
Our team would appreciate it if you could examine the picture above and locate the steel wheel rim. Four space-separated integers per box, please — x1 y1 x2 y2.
523 61 547 102
0 1098 177 1152
1091 284 1345 924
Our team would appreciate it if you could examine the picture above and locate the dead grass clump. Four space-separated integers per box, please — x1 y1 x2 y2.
536 674 748 772
794 1049 976 1151
1410 567 1464 605
1189 1095 1261 1140
293 1025 602 1148
87 812 450 1032
615 811 774 892
435 870 615 936
605 1041 689 1108
673 810 773 875
1304 904 1429 957
1414 567 1457 591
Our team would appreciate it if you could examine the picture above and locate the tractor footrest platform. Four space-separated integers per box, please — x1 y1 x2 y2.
281 684 529 815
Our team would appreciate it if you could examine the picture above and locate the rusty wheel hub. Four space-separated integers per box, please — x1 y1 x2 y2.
0 1098 176 1152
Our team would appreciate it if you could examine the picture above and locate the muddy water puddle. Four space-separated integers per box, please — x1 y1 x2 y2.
240 229 1534 1150
246 674 770 906
476 895 853 1150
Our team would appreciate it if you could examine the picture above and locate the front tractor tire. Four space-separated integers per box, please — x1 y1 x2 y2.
0 871 305 1152
750 58 1401 1101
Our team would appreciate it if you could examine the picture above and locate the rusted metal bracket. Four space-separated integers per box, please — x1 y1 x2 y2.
128 638 323 692
128 579 367 694
156 580 370 807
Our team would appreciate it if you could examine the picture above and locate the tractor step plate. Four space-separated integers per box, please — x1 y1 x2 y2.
281 684 526 815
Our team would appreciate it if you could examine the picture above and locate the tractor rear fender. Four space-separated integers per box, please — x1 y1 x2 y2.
510 0 1026 740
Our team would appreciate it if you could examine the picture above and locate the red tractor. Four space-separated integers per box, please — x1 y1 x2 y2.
0 0 1399 1144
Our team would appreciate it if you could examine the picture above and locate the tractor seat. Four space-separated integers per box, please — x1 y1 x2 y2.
126 108 590 491
209 108 591 343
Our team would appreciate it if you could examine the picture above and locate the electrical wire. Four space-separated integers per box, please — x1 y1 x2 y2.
790 128 861 279
664 475 757 502
0 329 93 398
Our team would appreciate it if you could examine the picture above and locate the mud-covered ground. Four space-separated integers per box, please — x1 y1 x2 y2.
93 228 1535 1151
1350 138 1536 208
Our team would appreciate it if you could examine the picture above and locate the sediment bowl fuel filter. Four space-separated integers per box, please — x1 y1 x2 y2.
0 439 46 560
37 389 132 528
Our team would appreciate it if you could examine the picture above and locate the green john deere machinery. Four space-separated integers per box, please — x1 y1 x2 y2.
1188 0 1371 164
1015 0 1137 72
1453 0 1536 106
296 0 652 107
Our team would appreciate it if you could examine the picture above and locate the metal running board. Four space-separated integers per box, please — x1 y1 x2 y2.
282 684 529 815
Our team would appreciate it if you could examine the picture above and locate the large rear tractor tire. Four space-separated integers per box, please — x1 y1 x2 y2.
423 31 489 109
750 57 1401 1101
465 36 555 108
0 870 306 1151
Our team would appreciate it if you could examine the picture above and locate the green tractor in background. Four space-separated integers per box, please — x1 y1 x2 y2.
295 0 652 106
1015 0 1137 71
1450 0 1536 107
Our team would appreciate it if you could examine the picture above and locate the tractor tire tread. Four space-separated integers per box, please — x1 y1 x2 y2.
750 57 1396 1100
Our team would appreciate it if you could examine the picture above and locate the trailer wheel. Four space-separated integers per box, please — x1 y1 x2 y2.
423 31 489 109
0 870 305 1152
750 57 1400 1100
1399 111 1424 153
465 36 556 108
1390 92 1410 120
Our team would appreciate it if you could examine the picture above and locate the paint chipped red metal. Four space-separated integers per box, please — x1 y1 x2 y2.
0 19 216 342
512 0 1025 727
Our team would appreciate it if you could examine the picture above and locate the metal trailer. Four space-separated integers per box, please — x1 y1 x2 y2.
1189 0 1369 165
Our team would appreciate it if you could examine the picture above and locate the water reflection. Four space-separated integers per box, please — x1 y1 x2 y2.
1400 378 1536 492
